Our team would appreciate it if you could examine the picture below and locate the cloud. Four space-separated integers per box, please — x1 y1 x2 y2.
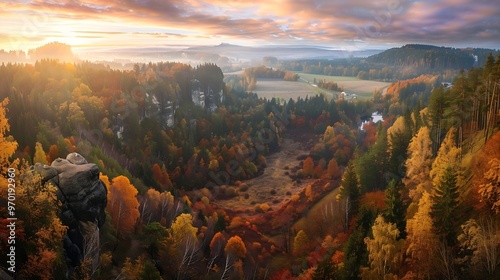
0 0 498 50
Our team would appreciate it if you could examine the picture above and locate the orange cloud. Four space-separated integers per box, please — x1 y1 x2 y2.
0 0 498 51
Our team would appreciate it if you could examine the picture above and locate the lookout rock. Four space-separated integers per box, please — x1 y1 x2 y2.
34 152 107 275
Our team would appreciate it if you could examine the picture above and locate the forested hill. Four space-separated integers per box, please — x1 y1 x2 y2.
367 44 498 70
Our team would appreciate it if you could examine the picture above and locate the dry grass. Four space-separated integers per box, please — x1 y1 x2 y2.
211 138 313 213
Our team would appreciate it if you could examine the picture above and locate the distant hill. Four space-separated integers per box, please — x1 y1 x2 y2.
186 43 383 60
367 44 499 70
28 42 74 62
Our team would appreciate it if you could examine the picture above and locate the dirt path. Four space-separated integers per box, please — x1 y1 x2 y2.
212 137 312 213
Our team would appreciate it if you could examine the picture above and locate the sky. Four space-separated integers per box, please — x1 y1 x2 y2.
1 0 499 52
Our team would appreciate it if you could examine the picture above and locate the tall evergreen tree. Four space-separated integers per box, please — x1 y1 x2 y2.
387 113 413 182
357 124 389 192
337 161 360 230
431 166 460 246
428 86 448 153
341 206 375 280
383 179 407 239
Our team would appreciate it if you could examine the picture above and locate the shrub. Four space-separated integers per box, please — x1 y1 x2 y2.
224 186 238 198
255 203 271 213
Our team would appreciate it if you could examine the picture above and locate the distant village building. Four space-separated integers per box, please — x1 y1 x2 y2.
341 91 357 99
442 82 453 88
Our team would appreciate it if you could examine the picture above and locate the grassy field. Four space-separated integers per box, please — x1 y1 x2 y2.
299 73 361 82
252 79 325 101
298 73 391 99
251 74 391 101
292 186 343 234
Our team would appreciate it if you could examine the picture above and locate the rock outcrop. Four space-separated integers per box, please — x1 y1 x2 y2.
34 153 107 275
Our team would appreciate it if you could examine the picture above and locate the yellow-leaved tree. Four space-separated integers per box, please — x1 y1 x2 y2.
403 126 433 218
292 230 309 257
169 213 199 279
0 98 18 194
362 215 403 279
33 141 48 165
430 127 462 187
16 167 68 279
405 191 438 279
170 213 198 248
1 99 66 278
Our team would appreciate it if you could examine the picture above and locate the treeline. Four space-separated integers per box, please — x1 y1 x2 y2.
0 42 74 64
237 66 299 91
317 79 342 92
280 45 499 81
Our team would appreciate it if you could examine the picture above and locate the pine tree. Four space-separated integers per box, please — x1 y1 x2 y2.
428 86 448 153
431 167 460 246
337 161 360 231
383 179 406 239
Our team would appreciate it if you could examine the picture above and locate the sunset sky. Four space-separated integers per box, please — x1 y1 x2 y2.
1 0 499 52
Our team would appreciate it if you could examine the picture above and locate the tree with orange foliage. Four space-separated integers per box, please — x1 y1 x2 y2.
64 136 78 152
208 232 226 272
302 156 315 177
152 163 172 190
360 191 386 212
471 131 500 213
313 164 323 178
477 158 500 214
140 188 161 224
107 176 140 235
46 144 59 164
221 235 247 279
325 158 341 179
362 121 377 149
225 236 246 259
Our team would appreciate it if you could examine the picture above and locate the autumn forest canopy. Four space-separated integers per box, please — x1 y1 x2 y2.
0 43 500 280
